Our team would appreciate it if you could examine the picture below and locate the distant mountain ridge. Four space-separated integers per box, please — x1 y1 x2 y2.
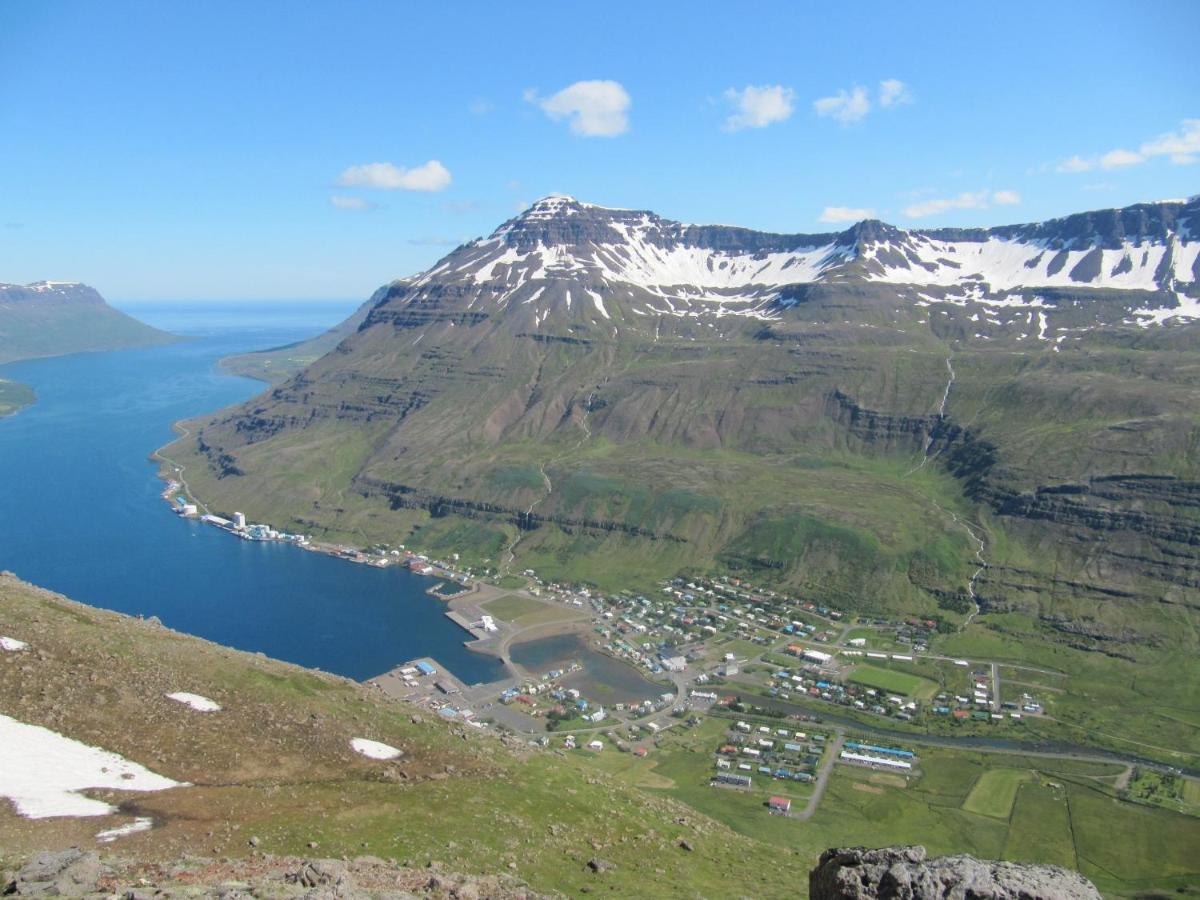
352 194 1199 341
0 281 108 304
0 281 176 366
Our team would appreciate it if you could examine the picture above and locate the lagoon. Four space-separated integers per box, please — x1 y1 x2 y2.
510 632 666 704
0 302 505 685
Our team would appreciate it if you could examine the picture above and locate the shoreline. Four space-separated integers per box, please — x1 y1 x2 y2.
0 377 37 419
150 423 516 682
148 441 667 722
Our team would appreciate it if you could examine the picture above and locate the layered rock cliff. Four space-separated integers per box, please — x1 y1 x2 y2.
167 196 1200 640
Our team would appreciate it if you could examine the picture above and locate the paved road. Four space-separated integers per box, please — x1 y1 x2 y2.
792 732 844 821
152 422 213 516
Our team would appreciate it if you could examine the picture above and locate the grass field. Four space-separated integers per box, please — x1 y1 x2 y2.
847 663 939 699
961 768 1032 818
481 594 547 622
1004 781 1075 868
1185 779 1200 805
481 594 583 630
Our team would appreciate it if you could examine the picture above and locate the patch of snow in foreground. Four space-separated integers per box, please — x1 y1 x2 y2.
351 738 402 760
0 713 183 818
166 692 221 712
96 817 154 842
1 636 27 651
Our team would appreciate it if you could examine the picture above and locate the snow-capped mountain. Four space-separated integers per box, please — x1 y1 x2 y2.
0 281 105 304
375 194 1200 335
180 193 1200 624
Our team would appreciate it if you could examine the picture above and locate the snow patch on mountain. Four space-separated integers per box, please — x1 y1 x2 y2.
351 738 402 760
166 692 221 712
0 713 182 818
1133 292 1200 326
393 195 1200 329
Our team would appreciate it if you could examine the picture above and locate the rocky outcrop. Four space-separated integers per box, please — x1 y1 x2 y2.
3 852 544 899
4 848 102 896
809 846 1100 900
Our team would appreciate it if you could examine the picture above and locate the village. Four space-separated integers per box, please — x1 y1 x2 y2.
334 551 1061 826
168 490 1055 822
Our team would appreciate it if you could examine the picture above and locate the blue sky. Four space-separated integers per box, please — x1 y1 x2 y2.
1 1 1197 301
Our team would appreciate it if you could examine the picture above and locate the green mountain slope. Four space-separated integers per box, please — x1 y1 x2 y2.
167 199 1199 604
162 198 1200 759
0 281 176 366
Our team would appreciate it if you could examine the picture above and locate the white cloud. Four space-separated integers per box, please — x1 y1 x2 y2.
329 195 376 210
819 206 876 223
1056 155 1094 173
1056 119 1200 174
904 191 988 218
724 84 795 131
1139 119 1200 164
1099 148 1144 169
903 188 1021 219
813 86 871 124
879 79 911 108
533 80 631 137
337 160 452 192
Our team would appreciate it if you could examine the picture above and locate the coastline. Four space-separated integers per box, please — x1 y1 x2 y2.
150 422 528 679
147 423 678 727
0 377 36 419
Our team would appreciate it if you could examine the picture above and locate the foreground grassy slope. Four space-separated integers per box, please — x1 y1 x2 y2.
0 573 811 897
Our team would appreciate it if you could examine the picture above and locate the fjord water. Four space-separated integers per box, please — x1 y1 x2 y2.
0 302 504 684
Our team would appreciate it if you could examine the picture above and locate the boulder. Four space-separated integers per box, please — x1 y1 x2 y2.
288 858 351 889
809 846 1101 900
8 848 102 896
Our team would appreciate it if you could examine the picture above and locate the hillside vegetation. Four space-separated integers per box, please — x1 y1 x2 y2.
0 573 811 897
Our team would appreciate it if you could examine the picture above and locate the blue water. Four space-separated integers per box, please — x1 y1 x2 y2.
0 302 505 685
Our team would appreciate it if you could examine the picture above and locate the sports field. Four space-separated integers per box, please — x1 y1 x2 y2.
846 663 939 698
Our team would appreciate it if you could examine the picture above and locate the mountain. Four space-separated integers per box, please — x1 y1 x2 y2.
165 197 1200 685
0 281 176 366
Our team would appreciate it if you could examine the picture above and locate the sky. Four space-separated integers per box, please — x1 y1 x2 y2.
1 1 1197 301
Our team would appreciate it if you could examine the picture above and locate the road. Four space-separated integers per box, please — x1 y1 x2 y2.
151 421 214 516
791 732 844 821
